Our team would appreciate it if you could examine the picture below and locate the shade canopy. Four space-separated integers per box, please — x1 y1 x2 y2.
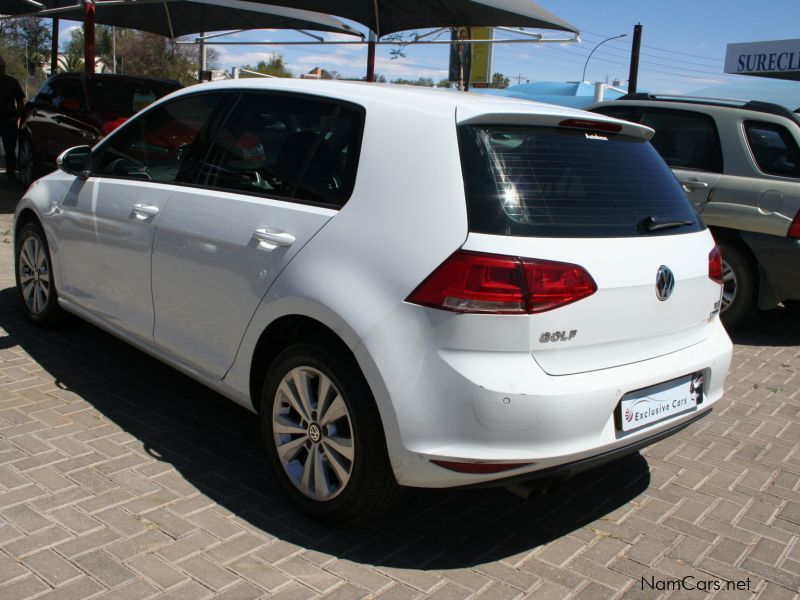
0 0 49 14
19 0 361 38
251 0 578 37
1 0 92 15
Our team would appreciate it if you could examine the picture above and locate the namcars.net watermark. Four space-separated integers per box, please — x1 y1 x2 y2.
642 575 752 593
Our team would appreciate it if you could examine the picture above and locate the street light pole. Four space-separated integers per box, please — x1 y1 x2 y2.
582 33 626 83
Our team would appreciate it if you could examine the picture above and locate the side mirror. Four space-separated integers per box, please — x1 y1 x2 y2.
57 146 92 179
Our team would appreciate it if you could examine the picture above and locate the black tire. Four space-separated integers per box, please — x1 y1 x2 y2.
14 221 62 326
17 136 39 189
719 242 757 328
260 341 402 523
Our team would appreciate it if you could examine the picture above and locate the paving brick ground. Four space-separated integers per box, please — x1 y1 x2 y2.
0 180 798 599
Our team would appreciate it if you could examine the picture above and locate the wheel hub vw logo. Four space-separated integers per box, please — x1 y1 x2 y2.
656 266 675 301
308 423 321 443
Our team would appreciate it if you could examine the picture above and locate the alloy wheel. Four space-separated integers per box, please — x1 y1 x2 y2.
19 139 33 187
720 259 736 313
18 235 50 315
272 366 354 501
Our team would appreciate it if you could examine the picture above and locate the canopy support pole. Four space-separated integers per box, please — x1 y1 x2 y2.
83 1 95 74
50 17 59 75
366 30 376 82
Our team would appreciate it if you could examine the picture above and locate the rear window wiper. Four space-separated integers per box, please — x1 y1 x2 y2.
639 215 695 233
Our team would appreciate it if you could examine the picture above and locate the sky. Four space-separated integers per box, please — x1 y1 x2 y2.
55 0 800 94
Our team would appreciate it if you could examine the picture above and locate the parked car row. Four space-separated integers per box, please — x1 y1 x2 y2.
15 79 733 521
589 94 800 327
19 75 799 330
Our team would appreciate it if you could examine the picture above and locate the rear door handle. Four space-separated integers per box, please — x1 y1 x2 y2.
680 179 709 191
131 204 160 219
252 228 295 251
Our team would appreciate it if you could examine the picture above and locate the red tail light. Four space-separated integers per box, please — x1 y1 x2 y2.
558 118 622 133
789 210 800 239
709 246 723 284
406 250 597 315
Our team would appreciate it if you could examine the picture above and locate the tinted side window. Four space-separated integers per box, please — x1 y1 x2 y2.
745 121 800 178
458 125 702 238
51 77 86 111
590 105 641 123
93 93 227 184
640 109 723 172
35 80 55 106
201 92 363 207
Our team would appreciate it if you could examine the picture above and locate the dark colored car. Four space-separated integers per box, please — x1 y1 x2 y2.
17 72 181 187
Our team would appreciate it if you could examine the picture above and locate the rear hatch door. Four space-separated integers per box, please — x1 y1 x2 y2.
456 112 722 375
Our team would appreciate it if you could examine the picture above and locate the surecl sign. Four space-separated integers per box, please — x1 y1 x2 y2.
725 39 800 80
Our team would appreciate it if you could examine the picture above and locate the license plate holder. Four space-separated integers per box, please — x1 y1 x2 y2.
616 373 704 434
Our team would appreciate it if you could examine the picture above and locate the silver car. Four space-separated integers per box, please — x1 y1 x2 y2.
591 95 800 327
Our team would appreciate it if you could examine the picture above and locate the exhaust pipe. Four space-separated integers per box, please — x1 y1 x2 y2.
506 478 562 500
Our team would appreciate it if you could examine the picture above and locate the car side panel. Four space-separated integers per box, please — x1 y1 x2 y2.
55 177 173 345
151 188 335 379
223 101 469 463
741 232 800 301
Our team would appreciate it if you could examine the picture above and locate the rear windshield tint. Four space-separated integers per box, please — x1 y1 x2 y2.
458 125 703 238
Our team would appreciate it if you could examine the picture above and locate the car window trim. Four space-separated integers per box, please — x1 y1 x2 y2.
90 89 366 212
85 175 345 212
742 119 800 180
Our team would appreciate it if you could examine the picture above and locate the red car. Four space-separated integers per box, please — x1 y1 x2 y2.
17 72 181 187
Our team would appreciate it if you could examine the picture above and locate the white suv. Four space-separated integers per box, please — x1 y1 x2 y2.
14 79 733 521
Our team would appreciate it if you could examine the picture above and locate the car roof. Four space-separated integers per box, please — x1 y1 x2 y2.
591 94 800 125
54 72 181 87
165 78 651 137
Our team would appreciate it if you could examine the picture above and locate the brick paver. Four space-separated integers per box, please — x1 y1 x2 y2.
0 181 798 598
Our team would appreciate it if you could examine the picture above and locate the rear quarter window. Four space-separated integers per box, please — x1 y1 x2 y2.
639 109 723 173
458 124 703 238
744 120 800 178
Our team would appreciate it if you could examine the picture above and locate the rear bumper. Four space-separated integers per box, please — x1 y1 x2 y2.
742 232 800 301
359 309 732 488
458 408 710 489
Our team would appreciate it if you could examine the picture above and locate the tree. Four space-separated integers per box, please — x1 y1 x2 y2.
3 17 51 76
65 25 114 66
58 53 84 73
241 55 292 78
113 29 198 85
437 78 451 88
490 72 510 89
390 77 435 87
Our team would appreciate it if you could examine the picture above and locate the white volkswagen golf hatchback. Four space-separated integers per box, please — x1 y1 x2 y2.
14 79 732 521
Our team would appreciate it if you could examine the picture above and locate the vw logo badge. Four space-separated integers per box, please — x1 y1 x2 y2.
655 266 675 301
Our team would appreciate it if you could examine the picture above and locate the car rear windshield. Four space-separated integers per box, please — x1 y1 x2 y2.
458 124 704 238
89 79 180 117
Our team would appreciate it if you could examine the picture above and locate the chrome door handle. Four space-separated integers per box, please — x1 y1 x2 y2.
680 179 709 191
131 204 160 219
252 228 295 251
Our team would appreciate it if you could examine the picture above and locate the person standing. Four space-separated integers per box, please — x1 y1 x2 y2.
0 56 25 182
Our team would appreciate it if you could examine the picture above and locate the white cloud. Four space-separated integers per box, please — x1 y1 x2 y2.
62 25 82 39
286 48 446 79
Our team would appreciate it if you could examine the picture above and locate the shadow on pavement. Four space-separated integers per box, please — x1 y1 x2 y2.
0 286 651 569
727 305 800 347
